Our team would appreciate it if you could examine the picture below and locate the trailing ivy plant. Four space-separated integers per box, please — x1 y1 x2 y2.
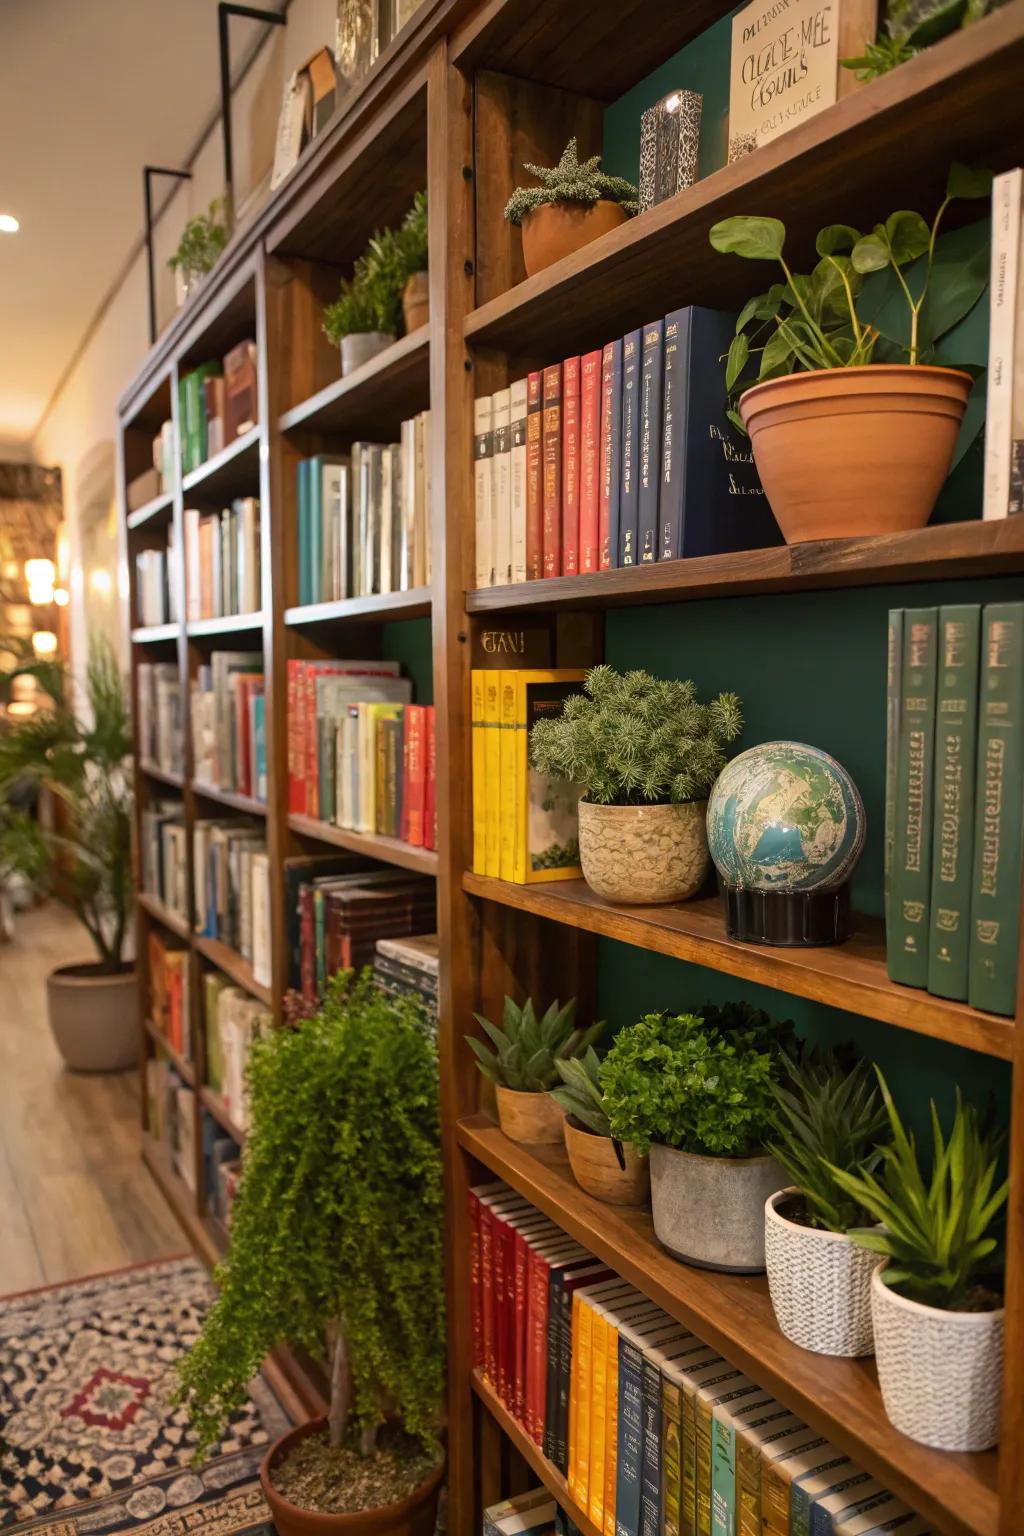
176 971 445 1457
503 138 638 225
467 995 602 1092
168 197 230 279
842 0 1006 82
529 664 742 806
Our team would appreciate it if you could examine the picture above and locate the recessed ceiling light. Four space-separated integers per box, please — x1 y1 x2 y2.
0 214 20 234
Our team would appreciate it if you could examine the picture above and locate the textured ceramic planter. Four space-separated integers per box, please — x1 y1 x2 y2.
340 331 396 377
577 799 708 905
650 1143 785 1272
260 1419 444 1536
402 272 429 333
764 1190 877 1357
739 364 972 543
564 1117 650 1206
520 199 629 277
495 1084 566 1144
47 963 138 1073
870 1264 1004 1451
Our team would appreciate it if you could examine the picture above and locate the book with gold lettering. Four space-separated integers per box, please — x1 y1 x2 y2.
887 607 938 987
927 605 980 1000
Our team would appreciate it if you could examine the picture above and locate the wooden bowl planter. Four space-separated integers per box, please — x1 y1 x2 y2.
764 1189 877 1358
402 272 429 333
576 799 709 906
260 1420 445 1536
649 1144 785 1273
739 364 972 544
563 1117 650 1206
520 199 628 277
495 1084 566 1144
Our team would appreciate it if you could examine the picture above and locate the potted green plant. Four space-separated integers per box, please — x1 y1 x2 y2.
764 1049 890 1357
529 665 742 906
0 638 135 1072
396 190 429 333
548 1047 650 1206
602 1003 793 1272
503 138 638 278
168 197 229 305
708 163 992 543
829 1072 1008 1453
841 0 1004 82
176 972 445 1533
323 226 405 377
466 995 603 1144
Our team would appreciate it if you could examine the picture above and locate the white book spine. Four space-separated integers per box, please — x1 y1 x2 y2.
414 413 428 588
474 395 493 588
401 418 416 590
509 379 528 584
1010 199 1024 515
983 168 1022 521
251 852 272 988
380 447 394 594
492 387 512 587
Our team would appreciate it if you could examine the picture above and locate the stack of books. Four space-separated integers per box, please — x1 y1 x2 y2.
137 661 182 772
293 868 436 1000
483 1489 577 1535
473 307 778 588
141 800 188 921
148 929 190 1060
183 499 261 620
202 970 271 1133
202 1113 241 1228
146 1062 195 1190
135 525 180 625
191 650 266 801
886 603 1024 1016
372 932 439 1020
179 339 258 475
295 413 432 605
470 1183 933 1536
193 817 271 982
983 167 1024 518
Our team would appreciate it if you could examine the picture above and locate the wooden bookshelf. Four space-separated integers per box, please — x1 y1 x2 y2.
142 1016 195 1086
127 489 174 530
198 1084 247 1145
181 422 261 497
288 811 439 875
137 889 190 943
131 622 180 645
278 324 431 434
191 780 268 817
140 760 184 789
186 612 264 637
284 588 432 626
194 935 273 1009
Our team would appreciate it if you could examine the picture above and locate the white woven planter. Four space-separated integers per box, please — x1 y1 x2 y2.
871 1264 1004 1451
764 1190 876 1357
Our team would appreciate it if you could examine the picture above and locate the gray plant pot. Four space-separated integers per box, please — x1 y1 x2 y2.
650 1142 785 1273
340 331 396 376
47 963 139 1073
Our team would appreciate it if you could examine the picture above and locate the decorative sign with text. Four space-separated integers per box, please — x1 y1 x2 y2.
729 0 844 153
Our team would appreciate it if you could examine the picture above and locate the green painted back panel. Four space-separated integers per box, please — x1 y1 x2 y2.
382 616 433 705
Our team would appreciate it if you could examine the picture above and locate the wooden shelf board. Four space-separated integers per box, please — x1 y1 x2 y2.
463 8 1024 356
278 325 431 434
193 933 273 1008
466 519 1024 613
181 424 261 498
202 1213 230 1260
462 875 1013 1060
140 1134 217 1267
142 1016 195 1086
198 1084 247 1145
284 587 432 626
458 1115 998 1536
127 490 175 530
288 812 439 876
131 622 180 645
186 611 264 637
140 760 185 789
191 779 267 817
137 890 190 942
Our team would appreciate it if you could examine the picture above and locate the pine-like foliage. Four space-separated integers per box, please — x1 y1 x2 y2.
529 664 742 806
503 138 638 225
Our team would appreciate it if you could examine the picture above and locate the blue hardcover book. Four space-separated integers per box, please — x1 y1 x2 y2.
252 693 267 802
601 338 623 569
616 1334 646 1536
297 458 311 606
659 307 781 561
637 320 664 564
618 329 642 566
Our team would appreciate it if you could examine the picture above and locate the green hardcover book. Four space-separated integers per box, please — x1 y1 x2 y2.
195 360 221 465
317 716 337 824
710 1390 780 1536
297 459 310 606
969 602 1024 1015
887 606 938 987
309 454 323 605
927 605 981 1000
883 608 903 935
177 378 189 473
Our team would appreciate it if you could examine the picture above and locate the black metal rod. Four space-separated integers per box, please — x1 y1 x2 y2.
218 4 287 223
143 165 192 345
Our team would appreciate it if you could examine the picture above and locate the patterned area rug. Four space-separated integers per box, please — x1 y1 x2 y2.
0 1256 289 1533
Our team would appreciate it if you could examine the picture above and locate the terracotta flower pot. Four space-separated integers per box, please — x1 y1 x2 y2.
260 1419 444 1536
738 364 972 544
520 199 629 278
340 331 396 377
577 799 709 906
402 272 429 333
495 1084 566 1144
47 963 138 1073
563 1117 650 1206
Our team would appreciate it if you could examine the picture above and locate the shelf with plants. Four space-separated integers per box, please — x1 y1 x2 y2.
193 934 273 1009
288 810 439 876
278 322 431 435
283 586 432 626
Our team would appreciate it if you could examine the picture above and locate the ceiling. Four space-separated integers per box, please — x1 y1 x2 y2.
0 0 284 448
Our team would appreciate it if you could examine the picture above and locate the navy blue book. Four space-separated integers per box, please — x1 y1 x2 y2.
618 329 642 566
600 338 623 569
638 1353 662 1536
659 306 782 560
615 1333 646 1536
637 320 664 564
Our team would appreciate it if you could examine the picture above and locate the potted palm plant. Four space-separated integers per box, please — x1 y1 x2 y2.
176 971 445 1533
829 1071 1008 1453
549 1047 649 1206
0 638 135 1072
708 163 992 543
466 994 602 1144
503 138 638 277
529 665 742 906
764 1049 890 1358
601 1003 792 1272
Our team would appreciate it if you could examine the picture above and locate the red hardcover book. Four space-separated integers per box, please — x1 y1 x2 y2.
525 372 544 581
488 1195 532 1395
579 349 602 572
479 1190 531 1386
424 706 436 851
561 356 581 576
288 659 305 814
299 883 316 1001
525 1237 589 1442
234 675 264 797
510 1214 561 1419
599 342 616 569
404 705 426 846
541 365 562 578
469 1181 507 1369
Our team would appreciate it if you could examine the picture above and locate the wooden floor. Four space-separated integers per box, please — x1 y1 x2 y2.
0 903 182 1294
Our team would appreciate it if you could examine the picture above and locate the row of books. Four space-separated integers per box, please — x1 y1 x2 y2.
983 167 1024 519
203 970 271 1135
483 1489 580 1536
145 1064 195 1191
141 801 188 922
193 818 271 988
371 931 439 1022
137 662 182 773
472 306 776 589
203 1114 242 1229
148 931 191 1060
135 531 180 627
470 1182 933 1536
191 650 266 802
471 669 584 884
293 861 435 1000
125 419 175 513
183 500 261 621
885 603 1023 1016
295 414 432 606
179 340 258 476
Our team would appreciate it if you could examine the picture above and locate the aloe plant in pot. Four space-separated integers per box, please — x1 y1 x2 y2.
549 1048 650 1206
708 162 992 543
467 995 603 1144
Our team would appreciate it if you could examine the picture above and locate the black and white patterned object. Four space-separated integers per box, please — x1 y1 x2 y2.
639 89 704 212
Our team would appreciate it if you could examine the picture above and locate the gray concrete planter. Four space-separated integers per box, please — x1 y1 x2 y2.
47 963 139 1073
650 1142 785 1272
340 331 396 377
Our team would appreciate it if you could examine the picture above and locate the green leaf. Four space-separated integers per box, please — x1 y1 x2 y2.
946 162 993 200
885 211 930 266
815 224 861 257
709 216 786 262
725 333 749 391
735 295 765 334
760 327 797 378
851 232 890 274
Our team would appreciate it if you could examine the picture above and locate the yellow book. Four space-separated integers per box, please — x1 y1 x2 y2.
680 1356 730 1536
512 669 586 883
482 670 502 878
589 1310 610 1527
761 1433 833 1536
471 670 486 874
696 1375 759 1536
499 670 518 881
660 1339 727 1536
569 1279 635 1504
735 1413 803 1536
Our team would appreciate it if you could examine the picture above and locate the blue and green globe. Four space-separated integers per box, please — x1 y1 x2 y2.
707 741 866 894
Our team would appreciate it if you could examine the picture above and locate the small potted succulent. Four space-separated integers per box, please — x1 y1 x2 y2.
548 1047 650 1207
396 190 429 332
830 1072 1008 1453
764 1049 890 1357
529 664 742 906
169 197 229 306
467 995 603 1144
503 138 638 278
601 1003 792 1272
708 163 991 543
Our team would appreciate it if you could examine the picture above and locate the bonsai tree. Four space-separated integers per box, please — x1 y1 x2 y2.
169 197 229 281
529 664 742 806
0 637 132 971
176 971 445 1496
467 995 602 1092
503 138 638 225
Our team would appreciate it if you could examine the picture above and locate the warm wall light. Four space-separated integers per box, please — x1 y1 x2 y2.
0 214 19 234
89 568 113 597
6 700 35 717
25 557 55 604
31 630 58 656
54 587 70 607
